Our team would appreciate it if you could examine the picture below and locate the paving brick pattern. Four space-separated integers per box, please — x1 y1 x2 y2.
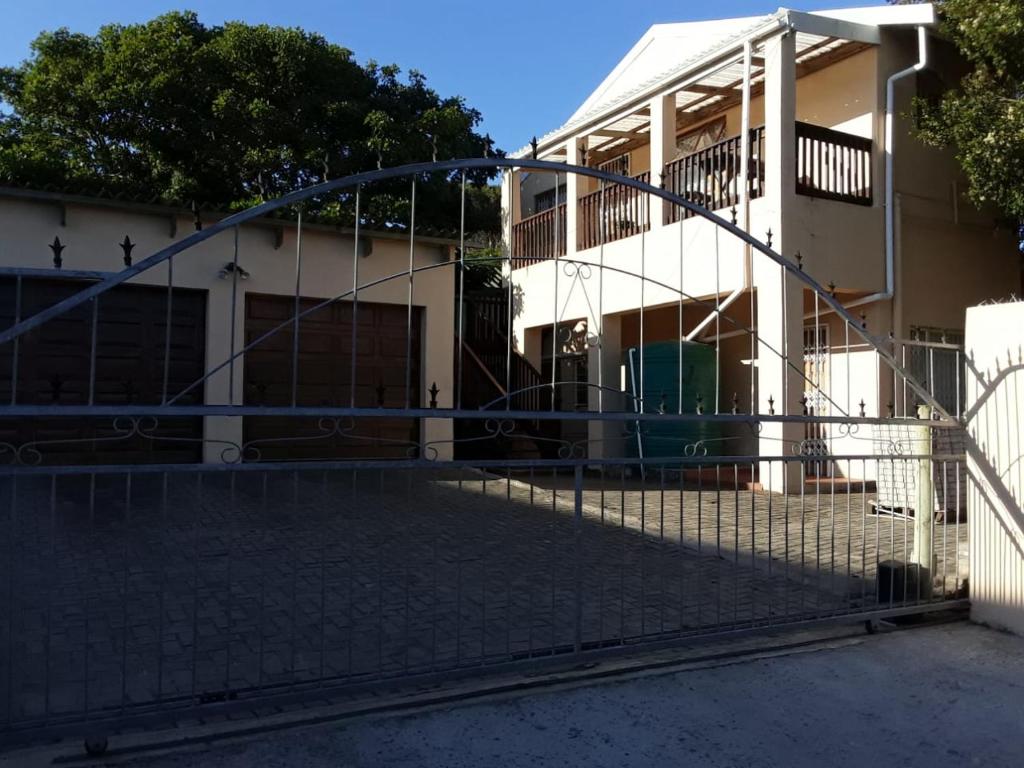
0 466 966 730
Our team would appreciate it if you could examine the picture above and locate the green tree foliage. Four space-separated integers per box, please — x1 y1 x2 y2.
0 12 500 232
910 0 1024 221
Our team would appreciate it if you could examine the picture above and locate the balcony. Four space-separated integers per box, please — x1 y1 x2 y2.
795 121 872 206
665 126 766 224
511 202 566 267
577 171 651 251
509 123 872 268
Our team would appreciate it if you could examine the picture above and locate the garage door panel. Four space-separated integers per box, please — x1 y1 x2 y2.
0 277 207 464
244 293 423 460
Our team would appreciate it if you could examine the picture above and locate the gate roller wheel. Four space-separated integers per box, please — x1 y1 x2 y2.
84 735 109 756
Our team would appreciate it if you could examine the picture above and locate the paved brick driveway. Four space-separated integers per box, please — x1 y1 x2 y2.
0 467 966 731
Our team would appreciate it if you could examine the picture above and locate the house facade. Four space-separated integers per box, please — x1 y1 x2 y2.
501 3 1019 481
0 188 457 463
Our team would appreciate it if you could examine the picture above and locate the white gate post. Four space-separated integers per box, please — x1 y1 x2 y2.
913 403 934 598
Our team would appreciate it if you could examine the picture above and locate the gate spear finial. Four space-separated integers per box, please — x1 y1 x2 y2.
49 236 65 269
120 235 135 267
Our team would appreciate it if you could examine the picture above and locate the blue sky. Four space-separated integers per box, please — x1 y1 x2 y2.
2 0 848 153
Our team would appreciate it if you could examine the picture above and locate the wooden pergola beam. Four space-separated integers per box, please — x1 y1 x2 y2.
590 128 645 140
679 83 737 96
579 40 871 168
796 39 871 77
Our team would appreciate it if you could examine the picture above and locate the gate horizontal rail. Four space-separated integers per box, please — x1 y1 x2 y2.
0 405 959 423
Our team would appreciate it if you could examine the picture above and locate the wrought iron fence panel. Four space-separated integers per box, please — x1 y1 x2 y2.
0 159 969 746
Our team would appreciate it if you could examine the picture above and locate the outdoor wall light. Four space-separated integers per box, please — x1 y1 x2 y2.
218 262 251 280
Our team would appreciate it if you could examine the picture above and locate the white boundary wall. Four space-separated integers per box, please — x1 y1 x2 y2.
965 301 1024 634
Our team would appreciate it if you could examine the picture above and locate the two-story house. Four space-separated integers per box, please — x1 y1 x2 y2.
500 3 1019 482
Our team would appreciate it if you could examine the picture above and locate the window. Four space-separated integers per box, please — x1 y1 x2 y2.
803 324 830 359
534 188 559 213
803 324 831 411
909 325 963 345
907 326 964 417
802 323 831 476
597 153 630 177
674 117 727 159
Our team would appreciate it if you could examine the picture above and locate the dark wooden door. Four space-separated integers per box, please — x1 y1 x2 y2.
0 277 207 464
243 293 422 460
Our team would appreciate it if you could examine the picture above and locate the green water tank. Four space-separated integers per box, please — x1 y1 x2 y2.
625 340 721 458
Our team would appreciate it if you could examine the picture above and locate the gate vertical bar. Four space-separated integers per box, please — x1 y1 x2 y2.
161 256 174 404
228 227 240 406
87 297 99 406
457 172 466 410
9 276 21 405
291 211 303 408
573 464 583 656
406 178 416 410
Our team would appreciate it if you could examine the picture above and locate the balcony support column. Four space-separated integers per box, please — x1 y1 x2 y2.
501 168 521 276
564 140 580 256
648 93 675 229
757 28 802 493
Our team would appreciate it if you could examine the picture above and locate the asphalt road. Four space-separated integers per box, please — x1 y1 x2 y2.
112 621 1023 768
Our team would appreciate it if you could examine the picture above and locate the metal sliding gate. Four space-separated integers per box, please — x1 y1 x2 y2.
0 159 968 746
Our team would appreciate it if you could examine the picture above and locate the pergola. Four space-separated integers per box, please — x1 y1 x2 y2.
525 10 885 168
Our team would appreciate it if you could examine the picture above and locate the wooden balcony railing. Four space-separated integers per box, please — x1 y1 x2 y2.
664 126 765 223
796 121 872 206
511 203 566 268
508 122 872 269
577 171 651 251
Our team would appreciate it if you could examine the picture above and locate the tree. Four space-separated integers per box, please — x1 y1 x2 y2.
0 12 500 232
908 1 1024 226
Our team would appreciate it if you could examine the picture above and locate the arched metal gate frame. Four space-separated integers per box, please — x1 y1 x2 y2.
0 159 967 746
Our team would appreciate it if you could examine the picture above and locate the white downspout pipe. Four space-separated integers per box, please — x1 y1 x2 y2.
883 26 929 300
685 44 753 343
805 25 929 319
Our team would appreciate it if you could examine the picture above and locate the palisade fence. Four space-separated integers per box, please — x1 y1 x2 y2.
0 159 966 748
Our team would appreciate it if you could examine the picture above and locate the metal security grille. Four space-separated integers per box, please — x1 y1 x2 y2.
0 159 968 747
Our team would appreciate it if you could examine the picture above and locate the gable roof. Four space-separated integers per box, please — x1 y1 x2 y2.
515 3 936 158
567 15 771 124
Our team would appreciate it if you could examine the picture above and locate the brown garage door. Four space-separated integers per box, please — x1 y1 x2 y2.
0 277 207 464
243 293 423 460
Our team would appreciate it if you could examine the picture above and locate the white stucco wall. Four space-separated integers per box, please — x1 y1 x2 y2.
0 194 456 461
510 197 767 349
965 301 1024 635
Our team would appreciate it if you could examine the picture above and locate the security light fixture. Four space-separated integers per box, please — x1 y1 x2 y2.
218 262 250 280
